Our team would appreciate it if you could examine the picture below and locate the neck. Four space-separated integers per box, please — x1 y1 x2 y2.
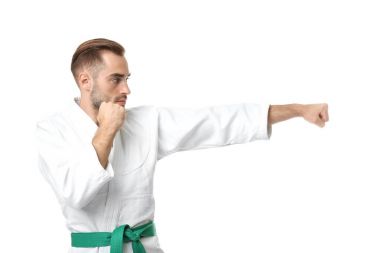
77 97 99 125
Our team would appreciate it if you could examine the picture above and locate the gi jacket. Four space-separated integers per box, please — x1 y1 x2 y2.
36 99 271 253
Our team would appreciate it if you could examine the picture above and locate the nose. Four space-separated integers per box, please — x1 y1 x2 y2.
120 80 131 95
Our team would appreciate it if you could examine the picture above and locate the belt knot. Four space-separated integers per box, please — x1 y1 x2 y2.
125 226 141 241
72 221 156 253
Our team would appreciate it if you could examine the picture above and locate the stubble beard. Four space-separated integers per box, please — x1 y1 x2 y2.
90 81 110 110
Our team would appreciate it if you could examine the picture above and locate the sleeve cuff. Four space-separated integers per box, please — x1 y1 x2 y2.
257 104 272 140
87 142 115 181
103 161 114 178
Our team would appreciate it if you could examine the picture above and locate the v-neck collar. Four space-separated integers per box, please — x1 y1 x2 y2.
63 97 99 143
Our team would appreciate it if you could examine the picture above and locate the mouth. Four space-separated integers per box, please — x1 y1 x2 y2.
115 95 127 106
115 100 126 106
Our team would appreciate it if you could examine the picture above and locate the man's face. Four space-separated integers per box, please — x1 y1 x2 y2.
90 51 131 109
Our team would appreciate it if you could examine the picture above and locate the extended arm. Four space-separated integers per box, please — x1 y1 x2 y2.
156 103 329 160
269 103 329 127
156 103 271 160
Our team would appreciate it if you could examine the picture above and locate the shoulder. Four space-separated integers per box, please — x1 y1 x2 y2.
36 110 69 132
35 113 65 149
35 105 75 142
36 99 88 133
122 105 159 133
126 105 157 114
36 112 62 131
125 105 159 121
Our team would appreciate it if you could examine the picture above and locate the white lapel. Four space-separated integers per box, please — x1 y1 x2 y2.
62 97 99 144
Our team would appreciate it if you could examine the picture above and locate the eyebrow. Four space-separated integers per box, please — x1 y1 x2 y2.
108 72 131 78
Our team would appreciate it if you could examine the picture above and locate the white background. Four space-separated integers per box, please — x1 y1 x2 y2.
1 0 379 252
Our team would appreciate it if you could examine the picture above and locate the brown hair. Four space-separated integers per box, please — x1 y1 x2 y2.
71 38 125 81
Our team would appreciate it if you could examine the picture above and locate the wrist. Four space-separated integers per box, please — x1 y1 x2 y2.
98 124 118 138
93 126 117 148
292 104 304 117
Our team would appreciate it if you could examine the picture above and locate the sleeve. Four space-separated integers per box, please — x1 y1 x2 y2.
156 103 271 160
35 119 114 209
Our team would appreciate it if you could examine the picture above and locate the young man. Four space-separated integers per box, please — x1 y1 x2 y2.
36 38 329 253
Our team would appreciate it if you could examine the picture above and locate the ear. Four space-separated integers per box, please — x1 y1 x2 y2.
77 71 92 91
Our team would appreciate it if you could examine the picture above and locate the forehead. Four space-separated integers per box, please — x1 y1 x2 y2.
99 50 129 75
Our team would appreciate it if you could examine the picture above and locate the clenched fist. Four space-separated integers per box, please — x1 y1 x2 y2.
92 101 127 168
96 101 127 134
301 103 329 127
268 103 329 127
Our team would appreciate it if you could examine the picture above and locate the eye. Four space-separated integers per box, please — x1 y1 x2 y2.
111 77 121 84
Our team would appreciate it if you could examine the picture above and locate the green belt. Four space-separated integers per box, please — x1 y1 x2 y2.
71 221 156 253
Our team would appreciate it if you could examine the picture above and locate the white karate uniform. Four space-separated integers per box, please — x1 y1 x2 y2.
35 99 271 253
